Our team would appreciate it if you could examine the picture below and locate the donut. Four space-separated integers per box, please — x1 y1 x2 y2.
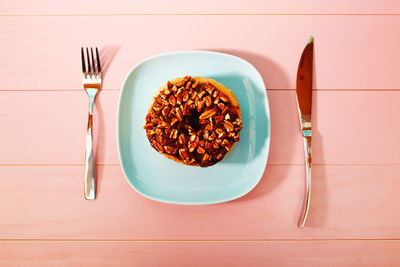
143 76 243 167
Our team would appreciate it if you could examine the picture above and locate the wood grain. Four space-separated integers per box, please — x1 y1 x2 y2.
1 0 400 15
1 240 400 266
0 16 399 90
1 90 399 165
1 165 399 239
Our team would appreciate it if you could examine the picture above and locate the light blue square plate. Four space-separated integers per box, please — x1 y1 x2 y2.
117 50 270 204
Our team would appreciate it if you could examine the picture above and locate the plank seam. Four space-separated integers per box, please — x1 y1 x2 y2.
2 89 400 92
1 13 400 17
0 239 400 242
1 163 400 166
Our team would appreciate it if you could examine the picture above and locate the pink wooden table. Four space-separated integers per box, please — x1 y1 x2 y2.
1 1 400 266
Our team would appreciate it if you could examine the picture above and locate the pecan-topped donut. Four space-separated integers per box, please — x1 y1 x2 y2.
143 76 242 167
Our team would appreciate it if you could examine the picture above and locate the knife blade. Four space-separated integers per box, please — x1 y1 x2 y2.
296 35 314 228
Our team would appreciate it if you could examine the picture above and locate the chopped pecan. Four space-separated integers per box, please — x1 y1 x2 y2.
235 126 243 132
178 133 186 144
188 126 195 135
198 90 206 98
204 124 213 131
218 131 227 139
153 140 164 153
168 95 176 106
162 106 171 117
158 121 169 128
225 113 231 120
213 90 219 98
175 107 183 121
156 96 169 106
192 80 199 89
152 102 163 111
146 130 155 137
167 81 172 89
219 93 229 102
199 119 208 124
179 149 189 160
143 122 154 130
205 85 214 95
185 81 192 89
188 135 199 152
170 129 178 139
221 139 231 151
199 140 205 147
223 120 234 132
170 118 178 126
215 128 223 135
182 92 189 102
204 95 212 107
204 141 212 150
218 103 225 110
214 115 224 124
145 113 151 123
233 118 242 125
202 153 210 162
172 85 177 92
176 80 186 87
222 106 229 115
216 153 223 160
149 109 156 118
199 109 216 120
213 96 220 105
212 141 219 149
209 132 216 141
164 146 174 154
155 128 162 135
183 75 191 82
191 91 197 100
164 87 171 96
234 134 240 142
196 99 205 112
156 135 163 144
176 96 183 105
209 117 214 127
183 103 190 115
197 146 205 154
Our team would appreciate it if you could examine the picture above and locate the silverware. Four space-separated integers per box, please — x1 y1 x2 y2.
81 47 102 200
296 36 314 227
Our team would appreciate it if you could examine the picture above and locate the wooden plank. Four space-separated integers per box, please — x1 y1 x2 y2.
1 165 399 239
1 90 399 165
1 0 400 15
0 16 399 90
1 240 400 266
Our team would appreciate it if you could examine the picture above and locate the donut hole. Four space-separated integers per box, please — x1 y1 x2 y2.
188 110 201 132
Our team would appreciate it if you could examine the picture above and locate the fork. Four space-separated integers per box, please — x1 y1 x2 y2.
81 47 102 200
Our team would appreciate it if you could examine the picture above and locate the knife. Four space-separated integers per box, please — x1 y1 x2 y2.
296 35 314 228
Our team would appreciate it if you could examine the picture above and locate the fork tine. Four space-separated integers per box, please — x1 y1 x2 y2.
96 47 101 73
81 47 86 73
86 47 91 73
90 47 96 73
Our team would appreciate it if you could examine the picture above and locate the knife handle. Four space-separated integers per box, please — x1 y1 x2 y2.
299 135 312 228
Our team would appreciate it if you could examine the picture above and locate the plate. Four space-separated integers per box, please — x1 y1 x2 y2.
117 50 270 204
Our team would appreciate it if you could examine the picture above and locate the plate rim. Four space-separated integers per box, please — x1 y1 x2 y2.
117 50 271 205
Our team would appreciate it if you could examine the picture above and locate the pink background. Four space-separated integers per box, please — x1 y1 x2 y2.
1 0 400 266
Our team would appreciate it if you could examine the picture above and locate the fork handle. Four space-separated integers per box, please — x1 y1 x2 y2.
84 90 97 200
299 135 312 228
